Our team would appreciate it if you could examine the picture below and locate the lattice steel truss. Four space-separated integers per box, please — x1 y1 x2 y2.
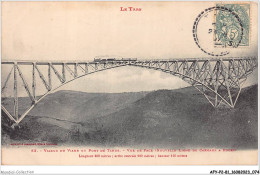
1 57 258 127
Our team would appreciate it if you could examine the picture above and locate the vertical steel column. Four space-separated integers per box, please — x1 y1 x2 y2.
214 61 220 107
85 63 88 74
13 63 18 121
195 61 199 80
32 63 36 101
165 62 169 71
173 62 178 72
62 63 66 81
74 63 78 78
48 63 52 90
202 61 208 89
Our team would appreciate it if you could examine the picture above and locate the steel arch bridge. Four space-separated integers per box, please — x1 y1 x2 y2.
1 57 258 127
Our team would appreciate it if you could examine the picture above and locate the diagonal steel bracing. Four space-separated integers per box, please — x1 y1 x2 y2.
1 57 257 127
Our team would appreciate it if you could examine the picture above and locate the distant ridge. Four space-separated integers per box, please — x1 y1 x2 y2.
2 84 257 148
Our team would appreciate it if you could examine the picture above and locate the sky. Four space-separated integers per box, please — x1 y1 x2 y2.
1 2 258 95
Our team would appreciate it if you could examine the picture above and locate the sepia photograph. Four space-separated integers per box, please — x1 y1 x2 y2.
1 1 258 168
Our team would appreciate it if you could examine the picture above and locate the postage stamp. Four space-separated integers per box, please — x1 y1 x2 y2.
192 3 251 56
214 3 250 47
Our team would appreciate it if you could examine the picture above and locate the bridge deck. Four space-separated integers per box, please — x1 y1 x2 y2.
1 57 257 65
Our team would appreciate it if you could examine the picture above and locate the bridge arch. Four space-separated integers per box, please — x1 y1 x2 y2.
1 57 257 127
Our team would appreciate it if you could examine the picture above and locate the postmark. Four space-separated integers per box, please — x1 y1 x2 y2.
193 4 249 56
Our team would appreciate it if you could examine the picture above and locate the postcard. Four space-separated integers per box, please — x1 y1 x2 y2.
1 1 258 166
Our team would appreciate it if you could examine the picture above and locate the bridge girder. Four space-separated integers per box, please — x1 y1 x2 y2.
1 57 257 127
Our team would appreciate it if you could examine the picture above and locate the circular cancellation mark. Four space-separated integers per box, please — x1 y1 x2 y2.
193 6 244 57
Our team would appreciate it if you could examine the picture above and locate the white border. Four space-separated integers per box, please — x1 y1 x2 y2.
0 0 259 174
1 166 260 174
